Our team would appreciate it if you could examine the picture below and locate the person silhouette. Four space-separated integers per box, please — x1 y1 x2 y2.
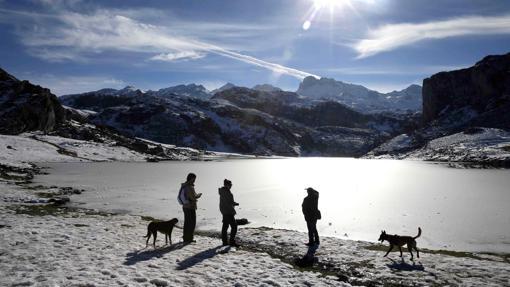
178 173 202 244
302 187 321 246
219 179 240 247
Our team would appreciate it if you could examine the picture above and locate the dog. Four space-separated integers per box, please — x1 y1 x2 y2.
378 227 421 260
144 218 178 247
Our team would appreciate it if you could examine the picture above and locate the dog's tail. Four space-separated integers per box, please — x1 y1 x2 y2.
414 227 422 239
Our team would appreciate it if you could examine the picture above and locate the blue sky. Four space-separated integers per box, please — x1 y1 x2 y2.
1 0 509 95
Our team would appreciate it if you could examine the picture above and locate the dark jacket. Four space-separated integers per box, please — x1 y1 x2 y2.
181 182 199 210
219 186 237 215
302 190 320 221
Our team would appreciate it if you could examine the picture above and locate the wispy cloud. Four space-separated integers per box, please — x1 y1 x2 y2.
354 14 510 58
149 51 206 62
3 8 317 79
24 73 125 96
315 64 468 76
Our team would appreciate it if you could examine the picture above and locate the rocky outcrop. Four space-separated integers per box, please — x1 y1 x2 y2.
422 52 510 124
368 52 510 164
0 68 66 134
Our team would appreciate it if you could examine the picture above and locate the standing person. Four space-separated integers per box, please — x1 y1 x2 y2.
302 187 321 246
219 179 240 247
178 173 202 244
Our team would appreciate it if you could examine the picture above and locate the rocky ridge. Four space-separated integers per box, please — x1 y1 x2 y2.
61 85 418 157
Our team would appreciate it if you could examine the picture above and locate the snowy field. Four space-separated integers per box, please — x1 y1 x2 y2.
35 159 510 253
1 133 510 286
369 128 510 165
1 182 509 286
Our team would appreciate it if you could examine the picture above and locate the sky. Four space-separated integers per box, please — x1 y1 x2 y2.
0 0 509 95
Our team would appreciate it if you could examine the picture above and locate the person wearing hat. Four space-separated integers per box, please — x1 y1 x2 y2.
302 187 321 246
219 179 240 247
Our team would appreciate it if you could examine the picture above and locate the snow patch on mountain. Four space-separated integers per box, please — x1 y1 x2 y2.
297 76 421 113
368 128 510 164
147 84 211 99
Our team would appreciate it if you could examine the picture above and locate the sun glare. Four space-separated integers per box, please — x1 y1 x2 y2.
303 0 357 30
313 0 348 9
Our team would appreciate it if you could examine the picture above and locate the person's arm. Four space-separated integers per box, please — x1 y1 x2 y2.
302 198 310 215
231 192 239 206
187 186 198 202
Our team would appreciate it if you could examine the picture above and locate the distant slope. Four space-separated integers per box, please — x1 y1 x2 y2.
297 76 422 113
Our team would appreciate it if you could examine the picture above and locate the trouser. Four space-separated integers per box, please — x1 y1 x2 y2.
221 214 238 244
306 219 319 244
183 207 196 242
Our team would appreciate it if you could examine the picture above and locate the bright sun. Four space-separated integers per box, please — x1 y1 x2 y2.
303 0 356 30
313 0 350 9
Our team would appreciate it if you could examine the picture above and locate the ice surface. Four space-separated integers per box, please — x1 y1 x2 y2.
35 158 510 253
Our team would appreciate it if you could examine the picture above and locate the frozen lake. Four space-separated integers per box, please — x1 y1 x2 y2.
36 158 510 253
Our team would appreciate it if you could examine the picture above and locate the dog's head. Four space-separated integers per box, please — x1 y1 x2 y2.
378 230 387 242
170 218 178 224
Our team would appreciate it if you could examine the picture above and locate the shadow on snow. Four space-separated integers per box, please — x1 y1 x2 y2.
124 242 186 266
176 245 229 270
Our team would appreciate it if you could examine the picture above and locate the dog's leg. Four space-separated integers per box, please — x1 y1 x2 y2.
407 243 414 260
146 233 151 247
153 231 157 248
165 234 168 245
384 244 394 257
399 246 403 257
414 244 420 258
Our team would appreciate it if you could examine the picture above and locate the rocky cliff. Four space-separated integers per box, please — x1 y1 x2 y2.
368 52 510 164
0 68 66 134
422 52 510 125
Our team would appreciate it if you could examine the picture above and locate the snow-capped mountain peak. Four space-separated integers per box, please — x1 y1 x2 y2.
212 83 237 94
297 76 422 113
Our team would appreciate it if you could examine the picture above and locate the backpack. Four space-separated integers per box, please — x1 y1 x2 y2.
177 185 189 205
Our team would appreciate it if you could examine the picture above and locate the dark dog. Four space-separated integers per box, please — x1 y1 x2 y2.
144 218 178 247
378 227 421 260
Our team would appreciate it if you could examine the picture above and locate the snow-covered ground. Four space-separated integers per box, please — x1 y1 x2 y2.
368 128 510 165
0 133 254 169
0 133 148 168
1 180 509 286
408 128 510 163
2 131 510 286
0 199 344 286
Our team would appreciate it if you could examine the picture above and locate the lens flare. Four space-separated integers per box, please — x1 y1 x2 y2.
302 0 358 31
302 20 312 30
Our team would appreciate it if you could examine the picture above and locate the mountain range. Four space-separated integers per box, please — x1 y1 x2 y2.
2 52 509 163
69 78 421 114
59 84 417 156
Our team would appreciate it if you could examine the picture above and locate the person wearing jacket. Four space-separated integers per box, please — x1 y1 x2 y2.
302 187 320 246
219 179 239 247
180 173 202 244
